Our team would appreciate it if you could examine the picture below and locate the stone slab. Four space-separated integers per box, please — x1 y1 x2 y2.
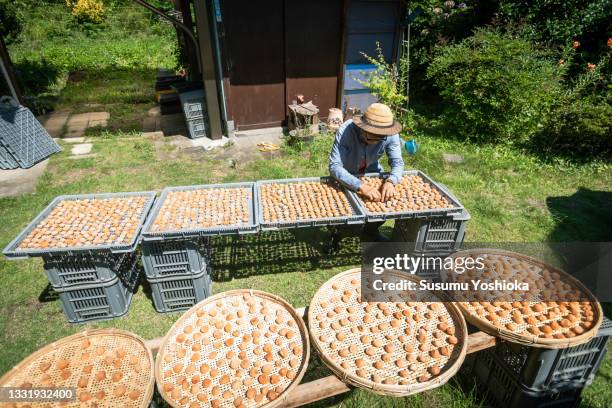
443 153 465 164
63 137 86 143
71 143 93 155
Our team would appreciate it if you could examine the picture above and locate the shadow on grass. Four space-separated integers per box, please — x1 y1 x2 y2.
208 228 363 282
38 284 60 303
546 188 612 242
546 188 612 320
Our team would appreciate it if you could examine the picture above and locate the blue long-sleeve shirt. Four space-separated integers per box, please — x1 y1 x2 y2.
328 120 404 191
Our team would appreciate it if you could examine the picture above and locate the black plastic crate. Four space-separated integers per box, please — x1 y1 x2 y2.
148 268 212 313
179 88 207 120
53 253 140 323
491 317 612 391
391 209 470 254
43 252 129 287
462 350 583 408
186 116 209 139
141 239 210 278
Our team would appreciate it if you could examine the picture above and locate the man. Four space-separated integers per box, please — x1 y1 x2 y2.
329 103 404 241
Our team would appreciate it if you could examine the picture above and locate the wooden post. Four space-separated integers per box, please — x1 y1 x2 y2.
0 35 23 104
192 0 224 139
335 0 350 110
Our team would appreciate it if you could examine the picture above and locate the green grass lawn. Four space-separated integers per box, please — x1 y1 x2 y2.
0 131 610 407
2 2 611 407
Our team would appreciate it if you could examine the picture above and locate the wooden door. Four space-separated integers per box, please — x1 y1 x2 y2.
219 1 342 130
219 0 286 130
284 1 343 120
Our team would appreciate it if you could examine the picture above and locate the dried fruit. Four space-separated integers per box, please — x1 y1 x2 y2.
260 181 353 222
359 174 453 213
151 187 251 232
17 196 149 250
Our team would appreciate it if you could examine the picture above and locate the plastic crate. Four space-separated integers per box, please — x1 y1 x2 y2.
347 170 464 222
491 317 612 392
53 254 140 323
391 209 470 253
462 349 583 408
256 176 366 231
43 252 130 287
186 116 209 139
0 104 61 169
179 89 207 120
148 268 212 313
141 182 259 240
141 239 210 278
3 191 157 259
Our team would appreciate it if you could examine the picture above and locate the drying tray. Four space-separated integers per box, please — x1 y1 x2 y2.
141 182 258 241
443 249 603 349
155 289 310 408
0 328 155 408
0 104 61 169
308 268 468 397
3 191 157 259
256 176 365 231
347 170 464 222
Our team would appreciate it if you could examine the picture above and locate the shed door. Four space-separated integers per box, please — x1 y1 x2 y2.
285 1 343 121
219 1 342 130
220 0 286 130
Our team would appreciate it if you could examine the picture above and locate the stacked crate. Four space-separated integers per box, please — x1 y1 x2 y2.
140 183 259 313
461 317 612 408
3 192 156 323
141 238 213 313
178 88 209 139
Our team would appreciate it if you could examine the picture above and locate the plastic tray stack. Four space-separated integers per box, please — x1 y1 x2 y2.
142 238 213 313
3 192 156 323
0 102 61 169
460 317 612 408
54 252 141 323
140 182 259 312
178 88 209 139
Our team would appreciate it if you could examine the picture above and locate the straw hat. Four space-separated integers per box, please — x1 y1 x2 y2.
353 103 402 136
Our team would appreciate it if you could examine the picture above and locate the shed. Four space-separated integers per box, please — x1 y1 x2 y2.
141 0 405 138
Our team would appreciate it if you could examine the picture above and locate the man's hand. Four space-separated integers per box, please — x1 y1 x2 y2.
380 180 396 201
359 183 382 202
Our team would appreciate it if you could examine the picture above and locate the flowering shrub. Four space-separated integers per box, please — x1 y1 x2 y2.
66 0 105 24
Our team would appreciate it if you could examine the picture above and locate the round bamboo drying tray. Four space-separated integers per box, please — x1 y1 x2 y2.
444 249 603 349
0 328 154 408
308 268 468 397
155 289 310 408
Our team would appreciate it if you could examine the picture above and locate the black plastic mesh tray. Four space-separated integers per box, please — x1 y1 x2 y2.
347 170 464 221
3 191 157 259
0 105 61 168
256 176 365 230
141 182 258 240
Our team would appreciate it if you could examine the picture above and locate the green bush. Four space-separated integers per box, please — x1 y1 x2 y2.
0 0 26 44
541 96 612 158
427 28 564 144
